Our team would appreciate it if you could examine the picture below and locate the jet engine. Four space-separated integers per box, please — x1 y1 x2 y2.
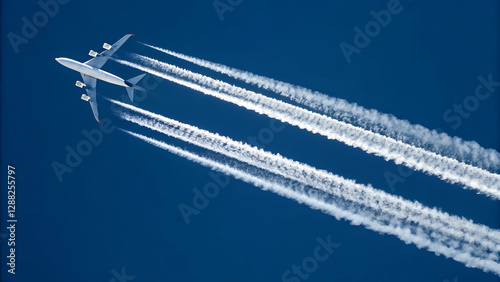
75 81 86 88
81 94 91 102
88 50 98 57
103 43 112 50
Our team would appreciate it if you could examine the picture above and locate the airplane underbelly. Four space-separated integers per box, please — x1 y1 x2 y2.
81 67 127 87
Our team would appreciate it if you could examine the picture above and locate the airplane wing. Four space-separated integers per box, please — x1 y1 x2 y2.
81 74 101 123
84 34 134 69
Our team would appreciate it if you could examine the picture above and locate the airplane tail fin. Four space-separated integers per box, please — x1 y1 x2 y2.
125 73 147 102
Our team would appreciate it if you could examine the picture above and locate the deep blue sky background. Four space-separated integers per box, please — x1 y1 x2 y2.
1 0 499 281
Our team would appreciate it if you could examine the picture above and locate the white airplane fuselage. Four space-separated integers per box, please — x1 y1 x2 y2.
55 58 130 87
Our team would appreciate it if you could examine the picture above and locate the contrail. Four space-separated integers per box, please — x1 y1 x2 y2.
109 98 500 256
141 42 500 172
111 100 500 251
112 56 500 199
121 128 500 276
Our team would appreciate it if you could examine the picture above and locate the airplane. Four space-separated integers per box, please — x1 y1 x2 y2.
55 34 146 123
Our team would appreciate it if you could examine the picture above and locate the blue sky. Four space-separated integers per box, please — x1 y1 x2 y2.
1 0 499 281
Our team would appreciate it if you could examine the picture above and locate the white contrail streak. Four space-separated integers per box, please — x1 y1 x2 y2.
121 128 500 276
110 99 500 250
141 42 500 172
111 98 500 261
113 56 500 199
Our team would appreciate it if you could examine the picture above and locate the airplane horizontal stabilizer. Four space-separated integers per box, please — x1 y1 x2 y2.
125 73 147 102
